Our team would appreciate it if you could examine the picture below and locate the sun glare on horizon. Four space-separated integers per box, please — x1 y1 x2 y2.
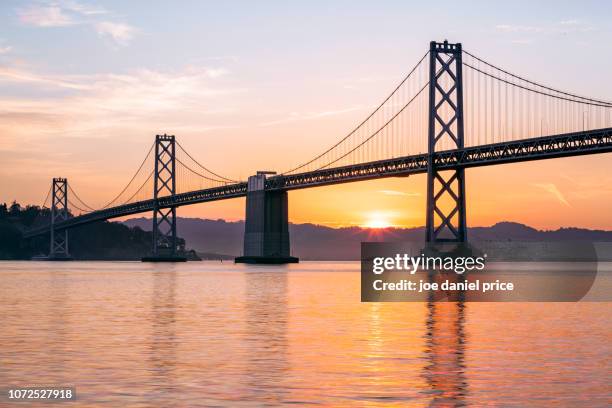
362 212 392 229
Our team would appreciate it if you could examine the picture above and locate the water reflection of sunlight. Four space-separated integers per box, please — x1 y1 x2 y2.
360 301 428 406
243 271 289 405
2 262 609 406
366 302 384 356
47 271 69 383
149 269 178 399
423 280 468 407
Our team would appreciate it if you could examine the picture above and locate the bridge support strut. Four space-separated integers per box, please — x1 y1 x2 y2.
142 134 186 262
236 172 298 264
425 40 468 247
48 177 72 260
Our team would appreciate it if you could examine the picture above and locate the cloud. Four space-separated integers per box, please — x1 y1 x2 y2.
496 24 544 33
95 21 136 46
510 39 533 45
557 173 612 199
0 63 243 154
260 106 363 126
193 67 228 79
0 62 245 192
496 20 596 37
532 183 571 207
0 64 239 108
559 19 580 26
0 46 12 54
18 4 75 27
17 1 136 46
342 75 398 90
0 66 94 90
61 0 106 15
378 190 419 197
202 56 239 63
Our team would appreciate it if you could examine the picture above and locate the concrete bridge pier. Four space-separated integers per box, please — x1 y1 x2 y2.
235 172 298 264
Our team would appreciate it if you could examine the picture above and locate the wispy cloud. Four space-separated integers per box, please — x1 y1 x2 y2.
532 183 571 207
0 63 244 192
0 64 238 106
259 106 363 126
0 63 243 155
61 0 106 15
556 19 595 33
0 66 94 90
510 39 533 45
378 190 420 197
559 19 580 26
18 3 75 27
95 21 136 46
17 1 137 46
558 173 612 200
196 67 229 79
496 24 544 33
496 20 596 38
342 75 397 90
0 46 12 54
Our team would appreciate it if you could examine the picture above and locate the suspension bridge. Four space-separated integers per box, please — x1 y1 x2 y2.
23 40 612 262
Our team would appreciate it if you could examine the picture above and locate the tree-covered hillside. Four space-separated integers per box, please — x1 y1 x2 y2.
0 202 187 260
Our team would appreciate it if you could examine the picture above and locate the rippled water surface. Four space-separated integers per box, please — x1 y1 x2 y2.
0 261 610 407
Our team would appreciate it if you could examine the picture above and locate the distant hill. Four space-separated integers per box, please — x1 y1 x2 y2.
123 218 612 260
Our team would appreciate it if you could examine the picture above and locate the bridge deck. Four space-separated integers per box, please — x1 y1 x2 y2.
24 127 612 237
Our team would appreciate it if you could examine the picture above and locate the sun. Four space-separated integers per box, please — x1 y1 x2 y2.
362 212 392 229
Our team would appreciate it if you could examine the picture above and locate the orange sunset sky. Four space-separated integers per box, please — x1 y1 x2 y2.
1 1 611 230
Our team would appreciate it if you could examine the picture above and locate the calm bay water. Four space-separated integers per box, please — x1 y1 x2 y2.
0 261 610 407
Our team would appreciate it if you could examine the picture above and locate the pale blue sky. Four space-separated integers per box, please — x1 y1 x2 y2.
2 1 611 93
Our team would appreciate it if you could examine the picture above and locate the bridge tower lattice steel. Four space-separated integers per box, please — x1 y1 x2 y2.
150 134 179 258
426 41 467 243
49 177 70 259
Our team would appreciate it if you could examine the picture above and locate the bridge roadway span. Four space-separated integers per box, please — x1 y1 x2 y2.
24 127 612 237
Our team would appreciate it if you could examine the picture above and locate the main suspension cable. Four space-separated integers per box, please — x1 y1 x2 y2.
41 185 52 209
176 158 231 184
99 142 155 209
67 199 91 214
67 184 97 212
122 170 154 204
176 141 238 182
463 63 612 108
282 50 430 174
317 82 428 171
463 50 612 106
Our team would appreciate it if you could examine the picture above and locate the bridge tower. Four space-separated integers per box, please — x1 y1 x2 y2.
142 134 186 262
49 177 72 260
235 172 298 264
425 41 467 246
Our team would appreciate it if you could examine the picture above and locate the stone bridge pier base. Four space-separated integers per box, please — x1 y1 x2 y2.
235 173 298 264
